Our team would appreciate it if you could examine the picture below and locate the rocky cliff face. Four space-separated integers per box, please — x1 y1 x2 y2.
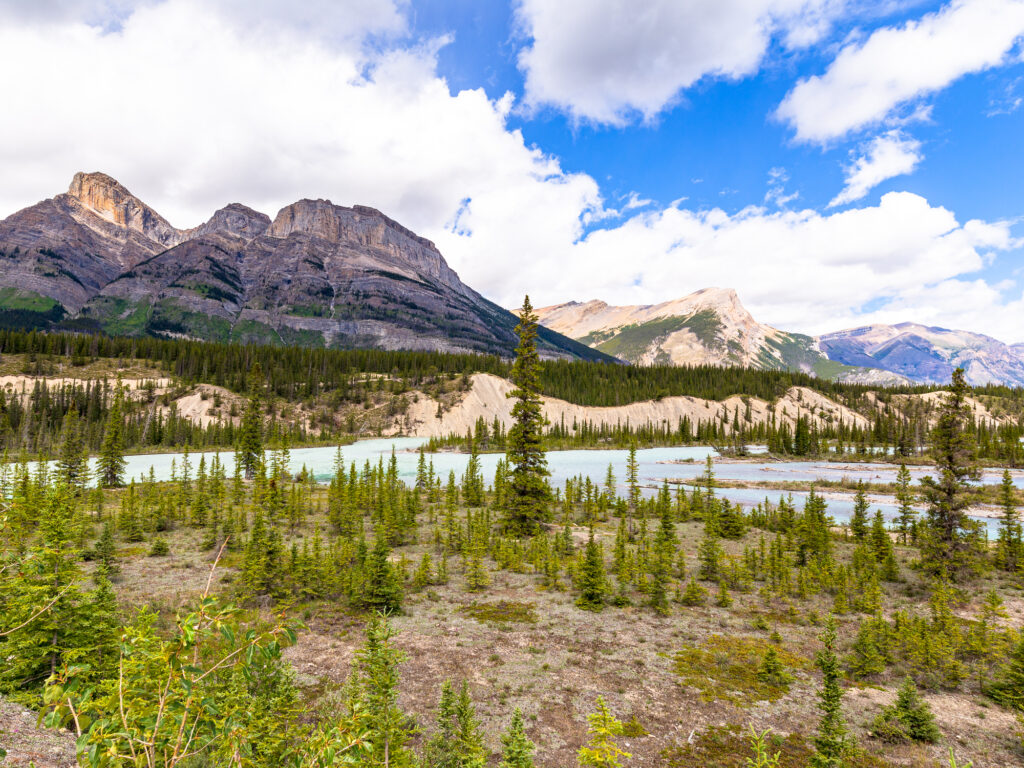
817 323 1024 386
0 173 608 360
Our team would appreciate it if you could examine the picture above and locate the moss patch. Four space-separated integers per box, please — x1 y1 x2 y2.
671 634 807 705
459 600 537 625
661 724 891 768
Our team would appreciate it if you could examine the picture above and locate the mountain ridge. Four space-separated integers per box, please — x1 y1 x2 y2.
536 291 1024 386
0 172 609 361
536 288 907 384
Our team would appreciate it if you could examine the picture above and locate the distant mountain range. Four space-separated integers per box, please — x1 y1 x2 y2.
0 172 607 361
2 172 1019 386
537 291 1024 387
817 323 1024 387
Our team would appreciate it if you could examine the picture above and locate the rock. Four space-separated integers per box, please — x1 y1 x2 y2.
0 173 607 362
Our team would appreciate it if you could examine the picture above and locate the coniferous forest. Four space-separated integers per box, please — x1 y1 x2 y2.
1 318 1023 768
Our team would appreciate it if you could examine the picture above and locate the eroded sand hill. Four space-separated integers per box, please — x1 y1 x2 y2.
401 373 870 438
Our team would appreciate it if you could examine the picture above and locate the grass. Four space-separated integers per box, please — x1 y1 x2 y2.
671 634 808 705
81 296 153 336
0 287 61 313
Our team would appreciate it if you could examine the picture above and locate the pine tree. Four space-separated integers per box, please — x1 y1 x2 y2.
56 409 88 489
97 385 126 488
577 696 630 768
356 613 416 767
0 485 87 702
576 530 607 612
757 646 794 688
987 634 1024 711
894 464 917 545
93 521 120 580
237 363 265 481
811 616 850 768
362 535 404 613
504 296 550 536
499 708 535 768
850 483 869 540
425 680 461 768
872 677 940 743
919 368 983 580
996 469 1022 572
454 680 488 767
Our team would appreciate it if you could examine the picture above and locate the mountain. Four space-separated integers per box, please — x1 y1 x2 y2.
817 323 1024 387
535 288 902 383
0 173 608 361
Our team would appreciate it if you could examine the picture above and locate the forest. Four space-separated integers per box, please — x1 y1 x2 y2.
1 314 1023 767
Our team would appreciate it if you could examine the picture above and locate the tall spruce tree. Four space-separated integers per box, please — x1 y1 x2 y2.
919 368 983 580
894 463 917 544
811 616 850 768
576 529 607 612
504 296 550 536
56 409 88 489
355 613 416 767
996 469 1022 572
237 363 265 481
97 385 126 488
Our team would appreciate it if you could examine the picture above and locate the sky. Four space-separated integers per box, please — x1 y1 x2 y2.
0 0 1023 342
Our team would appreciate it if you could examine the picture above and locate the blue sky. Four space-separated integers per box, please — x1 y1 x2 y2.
0 0 1022 340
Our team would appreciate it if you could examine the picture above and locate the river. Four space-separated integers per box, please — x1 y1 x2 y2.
12 438 1020 537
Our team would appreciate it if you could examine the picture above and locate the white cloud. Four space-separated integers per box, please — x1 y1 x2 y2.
459 191 1021 342
0 0 599 253
514 0 848 124
0 0 1021 344
778 0 1024 143
829 131 922 206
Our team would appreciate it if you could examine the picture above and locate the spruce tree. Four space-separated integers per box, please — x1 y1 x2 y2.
577 696 630 768
987 634 1024 711
0 486 86 702
872 677 940 743
454 680 488 768
237 363 265 481
996 469 1022 572
576 529 607 612
850 484 869 540
499 708 535 768
97 385 126 488
93 521 120 580
56 409 88 489
504 296 550 536
811 616 850 768
362 535 404 613
356 613 416 767
894 464 916 544
919 368 983 580
426 680 461 768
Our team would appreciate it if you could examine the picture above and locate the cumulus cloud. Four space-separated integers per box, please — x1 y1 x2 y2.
514 0 849 124
0 0 599 248
0 0 1021 343
778 0 1024 143
829 131 922 206
464 191 1020 342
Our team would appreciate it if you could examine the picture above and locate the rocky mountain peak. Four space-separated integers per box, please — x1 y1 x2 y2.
190 203 271 241
65 171 182 248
